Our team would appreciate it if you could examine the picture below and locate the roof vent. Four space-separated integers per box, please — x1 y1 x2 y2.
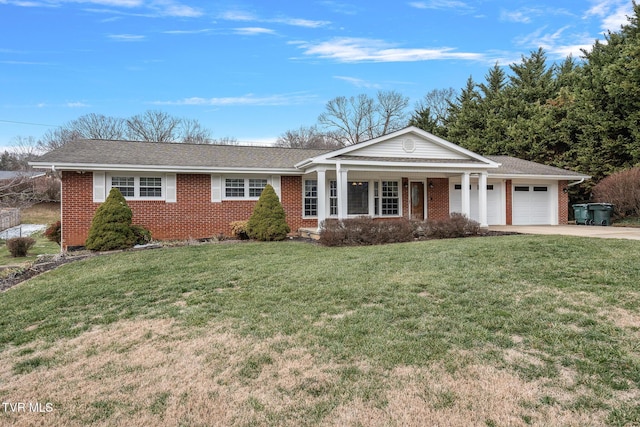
402 138 416 153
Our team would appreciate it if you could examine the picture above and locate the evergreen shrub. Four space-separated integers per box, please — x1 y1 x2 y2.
85 188 136 251
246 184 290 241
130 225 152 245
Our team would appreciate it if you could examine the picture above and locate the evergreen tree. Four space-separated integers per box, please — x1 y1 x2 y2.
85 188 136 251
246 184 290 241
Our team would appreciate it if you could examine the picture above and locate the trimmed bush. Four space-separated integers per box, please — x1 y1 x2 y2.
425 213 481 239
85 188 136 251
592 167 640 219
230 220 250 240
130 225 152 245
319 217 414 246
6 237 36 257
246 184 290 241
44 220 61 245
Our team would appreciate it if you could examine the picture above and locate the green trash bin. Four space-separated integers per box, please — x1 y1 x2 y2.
588 203 614 226
573 204 592 225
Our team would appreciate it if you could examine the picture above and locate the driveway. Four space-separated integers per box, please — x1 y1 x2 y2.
489 225 640 241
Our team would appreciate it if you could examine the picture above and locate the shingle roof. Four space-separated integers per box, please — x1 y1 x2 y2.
33 139 331 170
487 156 588 177
31 139 589 179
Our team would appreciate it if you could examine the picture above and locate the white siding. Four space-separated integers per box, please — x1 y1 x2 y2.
351 135 469 160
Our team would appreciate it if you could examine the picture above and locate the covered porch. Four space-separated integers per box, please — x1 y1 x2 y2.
300 165 493 230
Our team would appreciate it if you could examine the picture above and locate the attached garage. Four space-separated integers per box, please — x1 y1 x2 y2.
511 184 556 225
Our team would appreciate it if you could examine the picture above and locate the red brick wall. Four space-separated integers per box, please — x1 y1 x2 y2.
558 180 569 224
505 179 513 225
427 178 450 220
60 172 316 249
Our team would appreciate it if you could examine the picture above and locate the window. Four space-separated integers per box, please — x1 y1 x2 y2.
514 186 530 192
110 176 163 199
533 186 548 192
140 177 162 197
487 184 494 190
348 182 368 215
304 180 317 217
112 176 134 197
381 181 399 215
329 181 337 216
249 179 267 197
225 179 245 198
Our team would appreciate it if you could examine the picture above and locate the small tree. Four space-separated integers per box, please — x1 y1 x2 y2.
85 188 135 251
246 184 290 241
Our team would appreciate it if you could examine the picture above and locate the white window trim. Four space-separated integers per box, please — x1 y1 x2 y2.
106 173 166 201
303 179 318 218
222 176 269 201
307 178 403 219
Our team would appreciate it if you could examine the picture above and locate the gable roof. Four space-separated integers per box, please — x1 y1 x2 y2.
31 139 331 173
301 126 500 168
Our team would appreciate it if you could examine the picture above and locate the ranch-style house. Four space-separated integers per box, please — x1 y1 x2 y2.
30 127 590 249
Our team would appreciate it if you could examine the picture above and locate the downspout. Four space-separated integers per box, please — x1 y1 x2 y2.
567 177 586 188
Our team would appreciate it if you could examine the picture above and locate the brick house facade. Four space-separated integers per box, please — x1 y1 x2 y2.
32 127 589 249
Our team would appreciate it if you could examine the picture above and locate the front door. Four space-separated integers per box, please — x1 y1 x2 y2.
410 182 425 220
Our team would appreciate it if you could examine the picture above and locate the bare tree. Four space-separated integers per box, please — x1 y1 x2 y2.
410 88 457 133
275 125 342 149
181 118 213 144
37 113 127 151
126 110 181 142
318 90 409 146
211 136 239 145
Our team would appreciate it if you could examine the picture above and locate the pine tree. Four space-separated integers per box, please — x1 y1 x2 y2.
85 188 136 251
246 184 290 241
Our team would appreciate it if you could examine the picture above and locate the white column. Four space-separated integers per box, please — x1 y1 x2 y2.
478 172 488 227
317 169 326 229
336 163 349 219
461 172 471 218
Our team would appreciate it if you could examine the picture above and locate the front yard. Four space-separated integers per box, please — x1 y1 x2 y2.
0 236 639 426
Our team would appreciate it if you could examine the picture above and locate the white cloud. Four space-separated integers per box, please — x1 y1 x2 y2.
296 37 484 63
334 76 381 89
219 9 330 28
2 0 203 17
153 93 316 106
163 28 212 35
515 26 595 58
500 9 533 24
108 33 146 41
408 0 473 12
585 0 633 31
233 27 276 36
66 101 89 107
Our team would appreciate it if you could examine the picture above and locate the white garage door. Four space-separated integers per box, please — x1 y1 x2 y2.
449 182 502 225
512 185 551 225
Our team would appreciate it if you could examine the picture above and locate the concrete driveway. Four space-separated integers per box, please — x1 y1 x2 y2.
489 225 640 241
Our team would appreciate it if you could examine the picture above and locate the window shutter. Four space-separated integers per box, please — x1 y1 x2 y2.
270 175 282 200
93 171 106 202
211 175 222 202
165 173 177 203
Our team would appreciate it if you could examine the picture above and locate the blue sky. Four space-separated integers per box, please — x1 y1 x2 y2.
0 0 634 149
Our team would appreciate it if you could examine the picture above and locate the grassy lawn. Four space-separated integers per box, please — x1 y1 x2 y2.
0 232 61 268
0 236 639 426
20 202 60 225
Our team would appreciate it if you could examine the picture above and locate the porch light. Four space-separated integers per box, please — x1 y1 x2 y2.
428 181 434 189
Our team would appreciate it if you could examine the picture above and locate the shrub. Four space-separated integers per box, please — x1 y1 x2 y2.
130 225 152 245
592 167 640 219
85 188 136 251
425 213 481 239
6 237 36 257
319 217 414 246
44 220 61 245
246 184 290 241
230 220 250 240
